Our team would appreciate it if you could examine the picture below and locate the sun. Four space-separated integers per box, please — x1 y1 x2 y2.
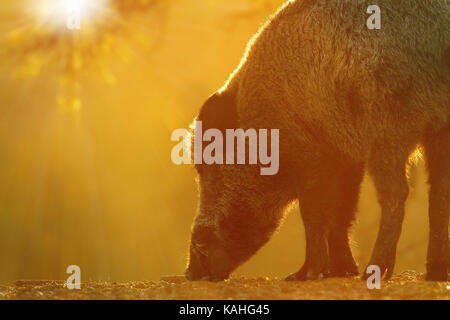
27 0 110 31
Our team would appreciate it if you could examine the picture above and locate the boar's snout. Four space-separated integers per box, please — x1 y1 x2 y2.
185 225 236 281
184 246 217 281
184 244 232 282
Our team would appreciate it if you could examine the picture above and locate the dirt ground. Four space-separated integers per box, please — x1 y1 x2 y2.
0 271 448 300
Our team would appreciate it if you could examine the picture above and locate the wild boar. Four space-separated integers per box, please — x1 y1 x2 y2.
184 0 449 282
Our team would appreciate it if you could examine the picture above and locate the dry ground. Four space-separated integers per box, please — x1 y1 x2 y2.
0 271 448 300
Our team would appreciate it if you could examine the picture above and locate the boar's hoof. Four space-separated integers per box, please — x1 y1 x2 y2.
285 265 330 281
285 271 326 281
184 268 226 282
328 263 359 278
425 262 449 281
361 250 396 281
328 269 359 278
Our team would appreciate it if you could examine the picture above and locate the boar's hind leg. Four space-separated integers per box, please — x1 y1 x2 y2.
363 147 410 280
328 162 364 277
424 125 450 281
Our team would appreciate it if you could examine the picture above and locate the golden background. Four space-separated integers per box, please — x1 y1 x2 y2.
0 0 429 283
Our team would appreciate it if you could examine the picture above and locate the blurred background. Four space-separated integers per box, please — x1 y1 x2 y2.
0 0 430 283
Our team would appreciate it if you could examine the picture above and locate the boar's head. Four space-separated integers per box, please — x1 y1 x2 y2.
184 91 293 281
185 164 288 281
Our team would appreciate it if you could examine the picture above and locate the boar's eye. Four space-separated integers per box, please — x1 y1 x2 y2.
192 242 208 256
192 224 214 246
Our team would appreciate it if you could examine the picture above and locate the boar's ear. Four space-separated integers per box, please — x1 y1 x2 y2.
197 90 237 132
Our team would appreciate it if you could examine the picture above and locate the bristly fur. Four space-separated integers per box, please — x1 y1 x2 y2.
186 0 450 282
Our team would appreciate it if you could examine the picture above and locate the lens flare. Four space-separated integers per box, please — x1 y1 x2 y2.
27 0 109 30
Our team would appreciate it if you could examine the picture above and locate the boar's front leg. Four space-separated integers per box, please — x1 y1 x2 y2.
363 146 410 280
424 125 450 281
286 196 329 280
328 162 364 277
286 160 363 281
286 160 340 281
